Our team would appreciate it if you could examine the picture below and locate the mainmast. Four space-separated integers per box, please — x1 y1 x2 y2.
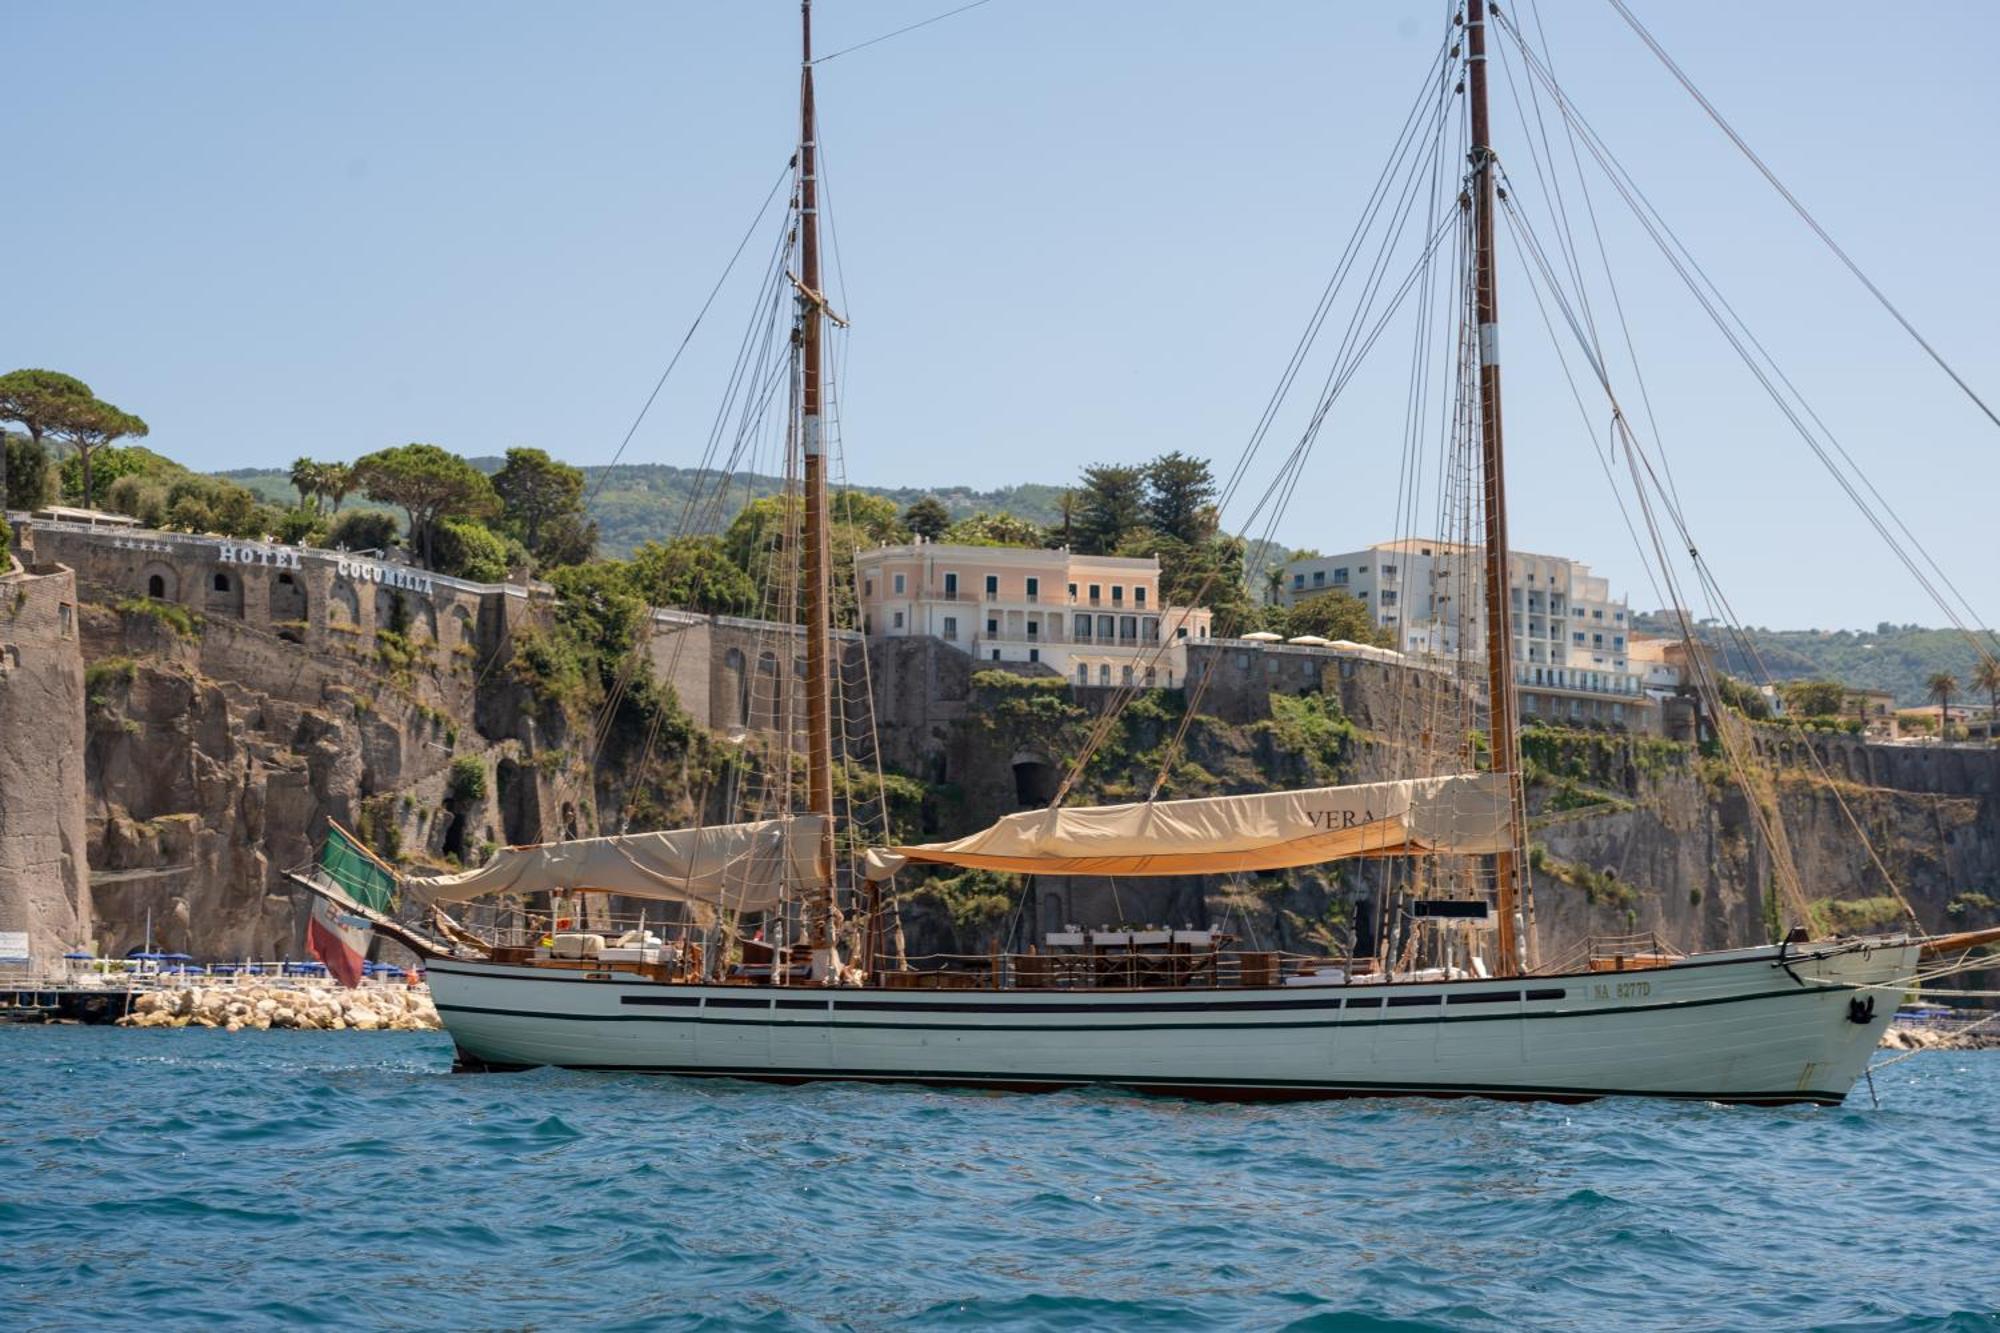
1465 0 1534 975
798 0 839 971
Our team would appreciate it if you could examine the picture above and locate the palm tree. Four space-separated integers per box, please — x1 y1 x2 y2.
289 457 324 512
318 462 356 514
1926 671 1959 741
1974 657 2000 743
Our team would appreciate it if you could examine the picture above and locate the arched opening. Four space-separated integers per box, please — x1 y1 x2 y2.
328 582 360 627
440 802 470 863
269 570 307 637
753 650 779 729
140 562 178 603
204 569 243 618
721 647 748 727
496 758 541 846
374 587 409 637
1011 750 1058 807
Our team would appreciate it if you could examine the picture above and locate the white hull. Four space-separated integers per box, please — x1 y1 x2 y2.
424 939 1916 1105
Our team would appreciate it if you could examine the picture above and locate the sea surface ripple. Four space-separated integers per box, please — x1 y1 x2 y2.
3 1028 1997 1331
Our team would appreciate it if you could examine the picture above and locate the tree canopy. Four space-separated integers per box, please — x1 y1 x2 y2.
628 536 758 616
0 369 96 505
1072 463 1146 555
1143 451 1219 545
493 446 596 569
946 510 1043 548
1778 679 1845 718
1281 589 1393 647
902 496 949 541
353 443 499 571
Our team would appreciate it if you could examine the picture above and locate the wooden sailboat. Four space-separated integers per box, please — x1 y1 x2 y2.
296 0 1998 1105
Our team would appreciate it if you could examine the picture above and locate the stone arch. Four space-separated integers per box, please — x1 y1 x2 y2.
141 562 177 601
269 570 307 635
328 581 360 628
721 647 748 727
1011 749 1058 807
415 599 440 645
204 568 244 618
374 587 409 636
753 650 779 729
1039 885 1066 939
448 604 475 649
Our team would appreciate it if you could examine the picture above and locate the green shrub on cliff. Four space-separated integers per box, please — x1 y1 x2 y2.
1256 691 1357 783
912 867 1017 931
447 756 488 803
1808 896 1907 935
116 596 200 638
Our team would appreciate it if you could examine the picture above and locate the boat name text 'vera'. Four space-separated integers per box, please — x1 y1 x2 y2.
1305 808 1380 830
218 542 303 570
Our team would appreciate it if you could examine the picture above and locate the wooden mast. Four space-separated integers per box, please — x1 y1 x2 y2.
798 0 839 970
1465 0 1533 975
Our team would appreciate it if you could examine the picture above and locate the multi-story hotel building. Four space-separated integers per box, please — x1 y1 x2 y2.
1279 539 1652 727
853 540 1214 689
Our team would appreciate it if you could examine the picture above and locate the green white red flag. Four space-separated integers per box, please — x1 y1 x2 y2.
305 822 399 988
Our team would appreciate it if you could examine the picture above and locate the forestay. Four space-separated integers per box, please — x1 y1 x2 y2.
864 774 1511 880
404 815 829 912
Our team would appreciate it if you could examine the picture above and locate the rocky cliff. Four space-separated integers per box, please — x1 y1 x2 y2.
0 561 92 969
29 568 2000 968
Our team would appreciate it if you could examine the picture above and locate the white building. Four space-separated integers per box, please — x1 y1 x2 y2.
854 541 1214 689
1280 539 1652 727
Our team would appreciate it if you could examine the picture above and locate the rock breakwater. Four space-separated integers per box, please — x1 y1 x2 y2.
118 982 439 1032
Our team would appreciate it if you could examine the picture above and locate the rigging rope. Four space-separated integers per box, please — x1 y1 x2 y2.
811 0 997 65
1604 0 2000 437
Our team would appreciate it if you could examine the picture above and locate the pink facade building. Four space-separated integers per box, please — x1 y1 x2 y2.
853 540 1213 689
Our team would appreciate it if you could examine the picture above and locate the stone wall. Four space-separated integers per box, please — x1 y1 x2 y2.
0 562 91 969
17 519 530 679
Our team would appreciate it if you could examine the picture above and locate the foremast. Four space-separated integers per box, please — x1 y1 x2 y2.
797 0 840 978
1465 0 1536 974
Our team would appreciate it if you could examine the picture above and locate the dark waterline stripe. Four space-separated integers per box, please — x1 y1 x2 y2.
441 1056 1849 1108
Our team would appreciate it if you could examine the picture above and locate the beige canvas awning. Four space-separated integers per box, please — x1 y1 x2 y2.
863 774 1509 880
404 815 828 912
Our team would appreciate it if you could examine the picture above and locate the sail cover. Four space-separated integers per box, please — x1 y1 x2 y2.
863 774 1510 880
403 815 828 912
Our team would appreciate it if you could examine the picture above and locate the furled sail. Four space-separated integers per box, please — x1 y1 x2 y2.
863 774 1510 880
403 815 828 912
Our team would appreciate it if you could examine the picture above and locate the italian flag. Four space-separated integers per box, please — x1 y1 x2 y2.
305 822 400 989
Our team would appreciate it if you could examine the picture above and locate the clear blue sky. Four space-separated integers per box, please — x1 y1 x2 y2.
10 1 1995 628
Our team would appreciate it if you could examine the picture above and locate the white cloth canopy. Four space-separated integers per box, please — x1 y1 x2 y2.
404 815 829 911
863 774 1510 880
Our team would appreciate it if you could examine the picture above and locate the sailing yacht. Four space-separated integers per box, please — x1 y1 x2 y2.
297 0 1997 1105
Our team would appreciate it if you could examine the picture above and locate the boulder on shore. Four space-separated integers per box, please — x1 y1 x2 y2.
116 981 440 1032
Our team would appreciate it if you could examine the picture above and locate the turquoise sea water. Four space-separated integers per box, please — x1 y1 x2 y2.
2 1028 1996 1331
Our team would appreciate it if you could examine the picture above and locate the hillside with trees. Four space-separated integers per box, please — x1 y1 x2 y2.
1633 614 2000 707
218 460 1070 559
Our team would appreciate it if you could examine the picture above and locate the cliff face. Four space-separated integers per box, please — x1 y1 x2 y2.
0 563 92 969
30 566 2000 967
1524 730 2000 960
75 601 563 959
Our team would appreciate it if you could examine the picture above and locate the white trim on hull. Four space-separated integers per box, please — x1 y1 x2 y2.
423 939 1916 1106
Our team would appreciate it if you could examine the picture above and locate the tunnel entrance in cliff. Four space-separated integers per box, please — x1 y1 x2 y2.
495 758 542 848
1012 751 1058 807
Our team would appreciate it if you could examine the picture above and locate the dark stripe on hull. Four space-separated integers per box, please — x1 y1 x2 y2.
443 1049 1847 1108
